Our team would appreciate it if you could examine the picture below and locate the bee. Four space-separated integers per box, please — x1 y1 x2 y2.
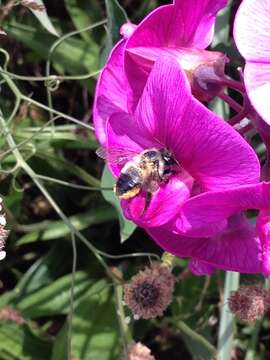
97 147 178 204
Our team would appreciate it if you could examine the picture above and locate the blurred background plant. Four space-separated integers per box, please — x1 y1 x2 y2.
0 0 269 359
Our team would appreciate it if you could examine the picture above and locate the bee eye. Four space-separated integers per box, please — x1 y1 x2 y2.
144 150 158 159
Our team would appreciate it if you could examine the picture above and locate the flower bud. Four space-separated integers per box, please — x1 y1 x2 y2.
120 22 137 39
186 50 228 102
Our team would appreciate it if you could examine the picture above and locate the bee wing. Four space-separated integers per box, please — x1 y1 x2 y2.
96 146 138 165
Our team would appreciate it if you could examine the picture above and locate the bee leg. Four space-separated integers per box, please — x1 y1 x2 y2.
140 191 152 217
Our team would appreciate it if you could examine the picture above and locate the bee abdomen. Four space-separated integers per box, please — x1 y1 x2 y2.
115 173 141 198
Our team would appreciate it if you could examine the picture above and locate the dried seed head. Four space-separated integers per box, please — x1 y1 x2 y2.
124 263 175 320
228 284 270 322
124 342 156 360
0 307 25 325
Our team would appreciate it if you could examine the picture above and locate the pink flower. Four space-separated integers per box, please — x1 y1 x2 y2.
149 213 264 275
93 40 129 145
124 0 228 110
166 182 270 275
93 0 228 145
234 0 270 125
103 57 260 232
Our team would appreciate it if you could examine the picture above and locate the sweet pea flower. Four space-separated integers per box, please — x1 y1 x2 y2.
94 0 228 145
234 0 270 125
160 182 270 275
149 212 264 275
93 40 129 145
124 0 228 110
103 57 260 234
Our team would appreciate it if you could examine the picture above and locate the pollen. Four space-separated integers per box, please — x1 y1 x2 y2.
118 187 141 200
123 263 175 320
228 284 270 322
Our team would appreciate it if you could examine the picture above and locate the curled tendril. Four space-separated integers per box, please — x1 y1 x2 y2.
45 76 61 92
21 142 37 162
0 49 10 71
11 169 25 193
0 162 20 175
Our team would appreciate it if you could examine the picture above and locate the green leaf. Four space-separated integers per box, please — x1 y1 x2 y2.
211 2 231 48
101 166 136 243
175 320 217 360
101 0 128 63
16 271 95 317
15 243 71 297
105 0 128 44
64 0 100 43
6 21 99 77
35 151 100 187
52 284 120 360
17 207 117 245
209 2 231 120
26 0 59 37
4 190 23 219
0 323 52 360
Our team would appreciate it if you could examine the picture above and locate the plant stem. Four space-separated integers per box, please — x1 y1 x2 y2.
219 92 243 113
217 271 240 360
0 69 100 82
67 232 77 360
222 78 246 93
0 65 95 131
20 95 95 131
244 319 262 360
174 320 218 357
115 283 133 353
0 110 112 278
45 19 107 121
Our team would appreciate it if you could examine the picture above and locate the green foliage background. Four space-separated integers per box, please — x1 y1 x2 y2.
0 1 269 359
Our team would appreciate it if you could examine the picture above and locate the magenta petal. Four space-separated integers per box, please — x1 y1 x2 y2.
244 62 270 125
147 224 201 258
135 57 260 190
178 182 270 234
234 0 270 125
122 173 192 228
257 210 270 277
126 0 227 50
188 259 215 276
234 0 270 62
191 215 262 273
149 214 262 274
106 112 153 177
93 40 128 145
124 0 227 109
176 211 228 238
